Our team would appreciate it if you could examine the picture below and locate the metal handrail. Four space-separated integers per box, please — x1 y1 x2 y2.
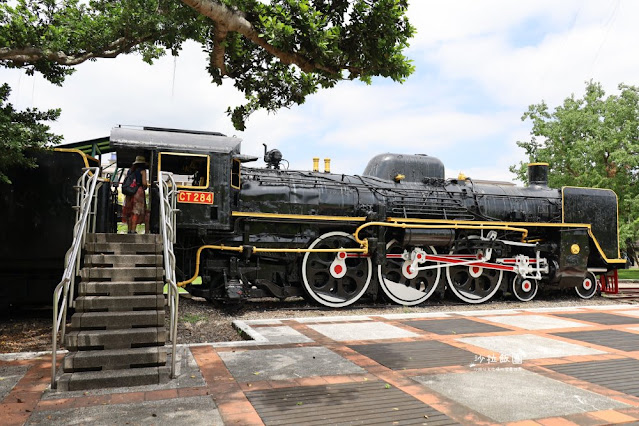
51 167 100 388
158 171 179 378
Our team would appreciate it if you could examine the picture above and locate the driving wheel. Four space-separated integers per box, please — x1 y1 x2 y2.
301 231 372 308
445 250 503 304
377 240 441 305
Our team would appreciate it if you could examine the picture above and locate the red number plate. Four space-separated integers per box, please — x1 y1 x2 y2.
178 191 214 205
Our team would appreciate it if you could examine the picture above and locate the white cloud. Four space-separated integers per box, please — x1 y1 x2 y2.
415 0 639 108
407 0 581 47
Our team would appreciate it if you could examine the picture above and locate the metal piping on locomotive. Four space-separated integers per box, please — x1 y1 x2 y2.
177 221 530 288
178 243 369 287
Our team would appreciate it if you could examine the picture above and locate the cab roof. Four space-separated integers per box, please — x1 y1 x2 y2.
110 126 242 154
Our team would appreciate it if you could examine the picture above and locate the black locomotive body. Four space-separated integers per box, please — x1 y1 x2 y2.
106 127 623 307
1 126 624 309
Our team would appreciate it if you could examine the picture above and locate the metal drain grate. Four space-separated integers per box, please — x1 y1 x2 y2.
553 329 639 352
546 358 639 398
403 318 509 335
554 312 639 325
349 340 476 370
246 380 459 425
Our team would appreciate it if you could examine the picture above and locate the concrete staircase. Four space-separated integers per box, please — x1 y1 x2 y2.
57 233 170 391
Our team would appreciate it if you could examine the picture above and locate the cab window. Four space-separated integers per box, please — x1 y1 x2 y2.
158 152 209 189
231 159 241 189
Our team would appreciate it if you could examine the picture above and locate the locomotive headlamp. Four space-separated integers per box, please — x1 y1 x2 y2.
394 174 405 182
570 244 580 254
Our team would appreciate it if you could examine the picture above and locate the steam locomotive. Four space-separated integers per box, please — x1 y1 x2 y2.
0 126 624 309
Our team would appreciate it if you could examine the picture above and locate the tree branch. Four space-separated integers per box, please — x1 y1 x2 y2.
0 35 154 66
180 0 360 76
0 0 363 77
211 24 228 75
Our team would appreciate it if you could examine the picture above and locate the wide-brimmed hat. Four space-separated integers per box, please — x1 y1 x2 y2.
133 155 147 165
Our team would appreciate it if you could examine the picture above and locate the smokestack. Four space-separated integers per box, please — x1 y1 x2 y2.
527 162 549 187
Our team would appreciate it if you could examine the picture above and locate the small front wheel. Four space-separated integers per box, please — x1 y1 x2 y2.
575 272 598 299
511 275 538 302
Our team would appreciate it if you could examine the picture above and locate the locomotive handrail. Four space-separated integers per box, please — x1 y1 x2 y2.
158 171 179 379
51 167 100 389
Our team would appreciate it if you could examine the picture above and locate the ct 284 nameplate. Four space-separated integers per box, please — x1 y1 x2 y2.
178 191 214 204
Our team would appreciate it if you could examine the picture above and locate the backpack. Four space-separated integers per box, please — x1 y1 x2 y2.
122 170 139 196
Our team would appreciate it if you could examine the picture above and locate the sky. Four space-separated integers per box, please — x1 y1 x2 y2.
2 0 638 183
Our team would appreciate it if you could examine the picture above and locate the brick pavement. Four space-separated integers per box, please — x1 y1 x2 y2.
1 303 639 425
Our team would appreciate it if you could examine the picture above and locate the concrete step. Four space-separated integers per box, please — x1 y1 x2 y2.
85 242 162 255
80 267 163 281
84 254 163 267
57 366 170 391
71 311 164 330
65 327 166 350
63 347 167 372
75 295 165 312
86 233 162 244
78 281 164 297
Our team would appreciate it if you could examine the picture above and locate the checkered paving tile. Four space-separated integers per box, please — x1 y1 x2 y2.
554 312 639 325
546 358 639 398
246 381 459 425
349 340 476 370
553 329 639 352
403 318 509 335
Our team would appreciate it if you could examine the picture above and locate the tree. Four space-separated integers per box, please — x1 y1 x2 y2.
511 81 639 246
0 1 414 181
0 83 61 183
0 0 415 130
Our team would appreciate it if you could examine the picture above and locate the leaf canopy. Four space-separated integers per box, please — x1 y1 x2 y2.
0 0 415 129
512 81 639 245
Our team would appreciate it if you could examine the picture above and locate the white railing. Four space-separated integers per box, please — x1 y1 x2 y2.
51 167 100 388
158 171 179 378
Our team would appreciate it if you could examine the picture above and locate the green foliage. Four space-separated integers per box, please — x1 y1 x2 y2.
0 1 415 180
0 83 61 184
214 0 415 129
512 81 639 245
1 0 415 130
0 0 201 84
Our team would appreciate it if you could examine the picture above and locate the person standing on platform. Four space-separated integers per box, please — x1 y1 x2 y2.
122 155 148 234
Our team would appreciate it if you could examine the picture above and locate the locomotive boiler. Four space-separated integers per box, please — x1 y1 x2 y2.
108 127 624 307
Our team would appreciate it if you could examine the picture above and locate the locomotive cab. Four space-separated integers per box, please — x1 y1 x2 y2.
110 126 255 234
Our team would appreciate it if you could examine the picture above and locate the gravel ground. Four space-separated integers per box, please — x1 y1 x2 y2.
1 292 636 353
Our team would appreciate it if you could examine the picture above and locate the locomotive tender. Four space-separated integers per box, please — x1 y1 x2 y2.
0 126 624 309
109 126 624 307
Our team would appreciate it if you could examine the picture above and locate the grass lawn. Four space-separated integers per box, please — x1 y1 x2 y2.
617 269 639 280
